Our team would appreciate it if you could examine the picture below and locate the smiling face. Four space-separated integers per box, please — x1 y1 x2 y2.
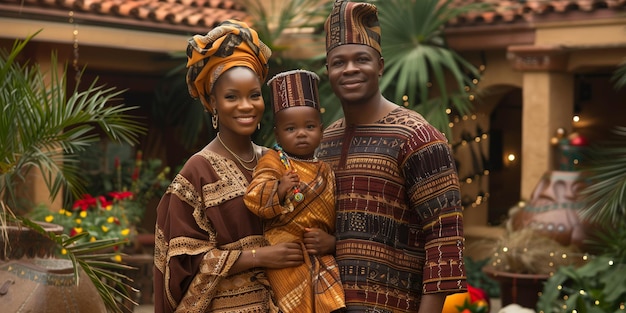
209 67 264 137
274 106 323 160
326 44 384 105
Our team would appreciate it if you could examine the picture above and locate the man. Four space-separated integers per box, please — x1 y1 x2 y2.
316 1 467 312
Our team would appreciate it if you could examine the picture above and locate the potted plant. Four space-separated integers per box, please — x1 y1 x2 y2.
0 31 145 312
482 226 584 309
537 125 626 312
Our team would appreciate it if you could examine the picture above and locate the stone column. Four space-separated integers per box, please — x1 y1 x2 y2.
507 45 574 200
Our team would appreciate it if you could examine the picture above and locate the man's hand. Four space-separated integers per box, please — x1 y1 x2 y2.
303 227 336 256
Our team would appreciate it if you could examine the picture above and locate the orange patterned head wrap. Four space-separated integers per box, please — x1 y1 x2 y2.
186 20 271 110
324 0 381 55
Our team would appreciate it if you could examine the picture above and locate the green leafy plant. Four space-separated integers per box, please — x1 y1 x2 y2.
31 193 136 247
0 31 144 216
371 0 492 137
457 298 489 313
537 254 626 313
578 126 626 225
464 257 500 298
612 61 626 90
0 31 145 313
77 148 171 228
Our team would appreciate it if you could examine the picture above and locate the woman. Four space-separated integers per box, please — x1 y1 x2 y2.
153 20 304 313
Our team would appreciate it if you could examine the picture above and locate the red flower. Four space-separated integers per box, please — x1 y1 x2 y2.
467 284 488 303
131 167 139 182
109 191 134 200
72 194 97 211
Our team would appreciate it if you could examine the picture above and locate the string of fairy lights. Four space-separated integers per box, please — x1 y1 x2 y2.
449 63 490 210
69 10 81 85
399 63 490 211
451 113 490 209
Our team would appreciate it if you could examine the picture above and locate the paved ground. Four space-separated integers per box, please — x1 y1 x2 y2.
134 305 153 313
132 299 505 312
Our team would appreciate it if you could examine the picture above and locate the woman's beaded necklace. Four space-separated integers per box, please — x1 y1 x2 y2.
217 133 257 172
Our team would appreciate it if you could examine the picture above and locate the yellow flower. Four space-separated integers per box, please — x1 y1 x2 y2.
120 228 130 236
475 300 488 308
101 225 109 232
59 209 66 215
90 237 97 242
113 254 122 263
75 218 82 224
65 211 73 217
79 211 87 218
107 216 115 224
106 205 113 211
45 215 54 223
74 227 83 234
61 248 67 255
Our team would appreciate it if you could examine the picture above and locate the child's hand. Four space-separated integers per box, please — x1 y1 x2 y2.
277 170 300 202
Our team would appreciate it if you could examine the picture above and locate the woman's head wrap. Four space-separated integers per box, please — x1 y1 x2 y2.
324 0 381 55
186 20 271 110
267 70 321 114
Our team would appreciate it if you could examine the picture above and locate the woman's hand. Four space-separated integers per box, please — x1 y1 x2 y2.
260 242 304 268
303 227 336 256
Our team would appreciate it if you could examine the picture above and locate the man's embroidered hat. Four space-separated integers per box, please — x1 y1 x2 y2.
324 0 381 55
267 70 321 114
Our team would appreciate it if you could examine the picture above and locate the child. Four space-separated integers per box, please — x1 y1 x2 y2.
244 70 345 313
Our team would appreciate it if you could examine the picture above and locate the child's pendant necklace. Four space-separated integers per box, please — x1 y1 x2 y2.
274 144 304 203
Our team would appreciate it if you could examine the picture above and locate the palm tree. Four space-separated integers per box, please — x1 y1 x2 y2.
1 31 145 312
249 0 493 142
371 0 492 137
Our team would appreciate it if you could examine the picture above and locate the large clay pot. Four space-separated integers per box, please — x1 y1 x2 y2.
0 222 107 312
511 171 589 248
483 266 548 310
0 258 107 312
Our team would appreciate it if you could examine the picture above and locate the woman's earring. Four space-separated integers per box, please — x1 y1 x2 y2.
257 122 261 130
212 109 218 129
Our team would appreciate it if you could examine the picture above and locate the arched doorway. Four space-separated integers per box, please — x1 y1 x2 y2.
488 88 522 225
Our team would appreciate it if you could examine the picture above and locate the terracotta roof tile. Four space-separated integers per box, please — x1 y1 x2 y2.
2 0 625 34
449 0 626 26
0 0 248 34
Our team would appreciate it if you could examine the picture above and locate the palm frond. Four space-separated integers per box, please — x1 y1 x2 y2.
612 60 626 90
1 33 146 211
579 126 626 225
241 0 330 54
371 0 491 137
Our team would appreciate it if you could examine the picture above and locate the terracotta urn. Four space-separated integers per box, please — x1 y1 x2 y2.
0 222 107 312
511 170 590 248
